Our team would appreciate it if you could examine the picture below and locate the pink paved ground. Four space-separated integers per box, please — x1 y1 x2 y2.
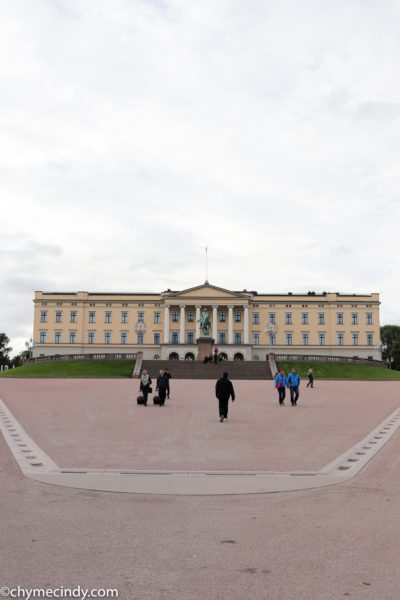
1 379 400 600
0 379 399 471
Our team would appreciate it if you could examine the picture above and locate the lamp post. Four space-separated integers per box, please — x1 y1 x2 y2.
265 323 278 356
134 321 147 345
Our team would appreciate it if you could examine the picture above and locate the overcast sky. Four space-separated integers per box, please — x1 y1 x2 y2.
1 0 400 356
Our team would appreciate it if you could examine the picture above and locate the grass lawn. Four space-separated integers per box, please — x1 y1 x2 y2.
276 361 400 380
0 359 135 378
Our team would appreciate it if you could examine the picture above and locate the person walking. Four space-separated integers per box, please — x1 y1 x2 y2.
213 346 219 364
275 369 288 405
306 368 314 388
156 369 170 406
139 369 152 406
164 368 172 399
215 372 235 422
287 368 301 406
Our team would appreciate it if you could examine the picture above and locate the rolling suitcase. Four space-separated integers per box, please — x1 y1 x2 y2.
153 395 160 405
137 395 145 405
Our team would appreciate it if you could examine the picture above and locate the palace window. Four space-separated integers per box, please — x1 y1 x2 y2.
302 333 309 346
234 311 241 323
55 331 62 344
269 313 276 324
104 332 111 344
252 332 260 345
318 313 325 325
366 313 373 325
69 332 76 344
172 311 179 323
121 312 128 324
301 313 309 325
55 311 62 323
70 311 77 323
285 313 292 325
318 333 326 345
352 333 359 346
285 333 293 345
88 312 96 323
137 333 144 345
171 332 179 344
121 332 128 345
252 313 260 325
137 312 144 323
154 312 161 324
154 332 161 345
234 332 241 344
351 313 358 325
337 313 344 325
337 333 344 346
105 312 112 323
39 332 47 344
88 332 95 344
40 311 47 323
187 311 194 322
219 311 226 322
270 333 276 346
366 333 373 346
187 332 194 344
219 332 226 344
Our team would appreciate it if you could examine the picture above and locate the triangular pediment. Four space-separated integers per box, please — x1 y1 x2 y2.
163 283 251 300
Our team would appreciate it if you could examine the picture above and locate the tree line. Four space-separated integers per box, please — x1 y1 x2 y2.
0 333 32 369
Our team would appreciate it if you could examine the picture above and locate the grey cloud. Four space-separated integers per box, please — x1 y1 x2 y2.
355 102 400 121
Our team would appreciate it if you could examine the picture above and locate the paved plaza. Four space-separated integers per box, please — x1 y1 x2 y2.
1 378 400 599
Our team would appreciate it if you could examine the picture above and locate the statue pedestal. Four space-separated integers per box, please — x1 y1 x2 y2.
196 337 215 361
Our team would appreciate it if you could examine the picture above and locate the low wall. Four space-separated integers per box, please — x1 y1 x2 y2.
27 353 137 364
274 354 385 368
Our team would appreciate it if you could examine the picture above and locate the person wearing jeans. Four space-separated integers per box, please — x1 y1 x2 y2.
287 368 301 406
275 369 288 405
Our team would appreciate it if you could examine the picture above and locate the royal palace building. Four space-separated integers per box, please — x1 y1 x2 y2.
33 282 380 360
32 283 381 360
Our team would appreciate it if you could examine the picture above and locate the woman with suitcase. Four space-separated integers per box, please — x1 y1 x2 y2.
139 370 152 406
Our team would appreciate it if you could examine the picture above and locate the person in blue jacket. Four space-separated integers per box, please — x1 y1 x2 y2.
274 369 287 405
287 368 301 406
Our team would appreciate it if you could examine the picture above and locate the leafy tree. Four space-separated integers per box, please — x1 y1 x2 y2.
0 333 12 367
391 341 400 371
380 325 400 370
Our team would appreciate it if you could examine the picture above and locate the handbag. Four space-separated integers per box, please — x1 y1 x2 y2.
148 386 153 393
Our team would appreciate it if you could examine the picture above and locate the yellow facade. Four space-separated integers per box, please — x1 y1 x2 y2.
32 283 381 360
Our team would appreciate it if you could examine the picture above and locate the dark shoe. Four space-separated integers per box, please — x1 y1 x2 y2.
220 416 224 422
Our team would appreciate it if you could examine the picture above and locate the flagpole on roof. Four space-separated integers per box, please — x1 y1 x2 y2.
205 245 208 284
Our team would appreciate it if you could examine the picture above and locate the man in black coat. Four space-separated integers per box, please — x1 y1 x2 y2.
215 372 235 422
156 369 170 406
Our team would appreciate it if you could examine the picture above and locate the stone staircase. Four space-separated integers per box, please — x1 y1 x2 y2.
140 360 273 380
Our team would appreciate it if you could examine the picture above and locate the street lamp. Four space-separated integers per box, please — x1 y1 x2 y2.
264 323 278 356
135 321 147 345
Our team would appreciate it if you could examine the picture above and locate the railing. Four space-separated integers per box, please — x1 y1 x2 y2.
27 353 137 364
273 354 384 367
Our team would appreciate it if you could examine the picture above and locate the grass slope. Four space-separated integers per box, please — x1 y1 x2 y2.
0 359 135 378
276 361 400 380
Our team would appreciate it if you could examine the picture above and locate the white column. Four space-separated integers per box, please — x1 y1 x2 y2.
244 305 249 344
228 305 234 344
164 304 170 344
180 305 185 344
195 305 201 339
212 305 218 341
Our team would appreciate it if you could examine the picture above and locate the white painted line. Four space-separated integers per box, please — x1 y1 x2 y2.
0 400 59 475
